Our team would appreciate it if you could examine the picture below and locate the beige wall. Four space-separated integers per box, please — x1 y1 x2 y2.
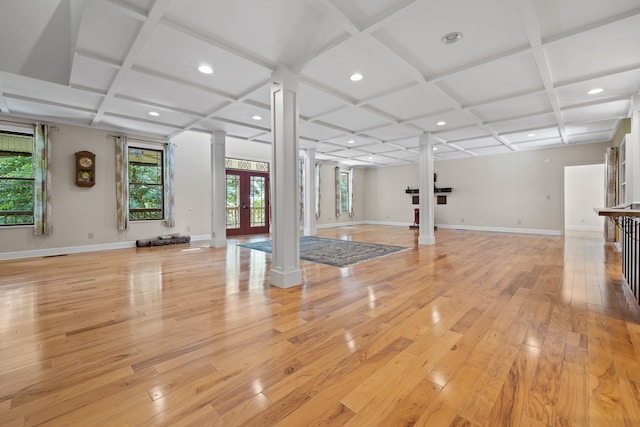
0 120 212 257
362 142 610 233
0 119 367 257
364 164 419 225
315 162 365 226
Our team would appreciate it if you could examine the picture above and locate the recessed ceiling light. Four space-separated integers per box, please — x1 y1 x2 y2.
441 32 463 44
587 88 604 95
436 121 446 126
528 133 536 137
433 147 438 151
347 140 355 144
198 64 214 74
252 115 262 121
368 156 373 160
148 111 160 117
350 73 364 82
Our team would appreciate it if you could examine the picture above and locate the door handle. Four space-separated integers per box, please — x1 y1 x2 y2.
242 202 249 209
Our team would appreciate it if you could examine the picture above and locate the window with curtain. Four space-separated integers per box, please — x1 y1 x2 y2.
0 131 34 226
340 171 350 213
128 146 164 220
335 167 354 216
315 162 320 218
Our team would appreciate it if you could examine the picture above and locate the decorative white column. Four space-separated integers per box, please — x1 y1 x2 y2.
210 130 227 248
303 149 317 236
270 66 302 288
418 133 435 245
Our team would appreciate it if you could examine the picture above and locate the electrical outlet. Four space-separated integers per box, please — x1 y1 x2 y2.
88 232 94 239
187 226 191 232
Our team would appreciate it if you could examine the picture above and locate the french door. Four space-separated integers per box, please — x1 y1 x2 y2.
226 170 270 236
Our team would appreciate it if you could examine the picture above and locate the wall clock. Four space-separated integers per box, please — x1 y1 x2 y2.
75 150 96 187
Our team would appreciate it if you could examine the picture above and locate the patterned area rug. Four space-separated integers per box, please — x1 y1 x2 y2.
237 236 409 267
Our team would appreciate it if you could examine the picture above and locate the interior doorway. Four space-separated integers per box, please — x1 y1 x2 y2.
564 163 604 235
226 170 270 236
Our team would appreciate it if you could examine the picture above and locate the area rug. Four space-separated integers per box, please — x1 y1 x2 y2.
237 236 408 267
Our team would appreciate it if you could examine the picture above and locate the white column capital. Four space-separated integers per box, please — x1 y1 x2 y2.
211 130 226 145
271 66 299 91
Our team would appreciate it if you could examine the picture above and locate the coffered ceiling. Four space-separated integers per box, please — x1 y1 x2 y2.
0 0 638 166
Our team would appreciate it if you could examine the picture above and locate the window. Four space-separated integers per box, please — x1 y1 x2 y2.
315 162 320 218
334 166 354 217
340 171 350 213
128 147 164 220
0 131 34 225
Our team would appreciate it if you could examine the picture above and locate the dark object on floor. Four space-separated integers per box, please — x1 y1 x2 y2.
136 234 191 247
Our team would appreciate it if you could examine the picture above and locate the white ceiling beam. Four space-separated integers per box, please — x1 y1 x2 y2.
91 0 175 126
68 0 86 85
542 6 640 45
76 49 123 69
100 0 148 20
0 92 11 113
69 84 107 96
554 63 640 89
3 93 97 114
160 16 275 71
295 0 425 71
113 94 205 118
514 0 569 144
130 65 236 100
354 82 419 107
103 112 183 129
302 0 361 35
367 26 517 150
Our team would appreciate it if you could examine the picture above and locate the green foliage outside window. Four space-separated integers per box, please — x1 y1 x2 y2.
128 147 163 220
0 132 35 225
340 172 349 213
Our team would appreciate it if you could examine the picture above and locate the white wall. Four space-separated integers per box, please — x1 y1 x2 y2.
362 142 610 234
564 164 605 232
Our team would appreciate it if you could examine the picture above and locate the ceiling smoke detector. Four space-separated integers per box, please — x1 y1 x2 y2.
441 32 463 44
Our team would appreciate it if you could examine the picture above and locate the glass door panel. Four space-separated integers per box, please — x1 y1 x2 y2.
226 170 269 236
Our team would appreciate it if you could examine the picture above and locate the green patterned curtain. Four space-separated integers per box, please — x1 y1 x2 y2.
335 166 341 217
33 123 52 235
164 142 175 227
115 136 129 231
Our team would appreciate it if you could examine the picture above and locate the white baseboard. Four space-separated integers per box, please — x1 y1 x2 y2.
190 234 212 242
316 221 365 229
365 220 413 227
435 224 562 236
564 226 603 232
0 241 137 261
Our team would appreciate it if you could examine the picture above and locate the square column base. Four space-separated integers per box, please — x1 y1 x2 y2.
270 269 302 288
418 235 435 245
210 238 227 248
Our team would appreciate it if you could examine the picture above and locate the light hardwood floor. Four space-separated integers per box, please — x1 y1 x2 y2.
1 225 640 426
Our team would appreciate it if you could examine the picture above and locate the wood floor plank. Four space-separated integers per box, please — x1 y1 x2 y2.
0 226 637 425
